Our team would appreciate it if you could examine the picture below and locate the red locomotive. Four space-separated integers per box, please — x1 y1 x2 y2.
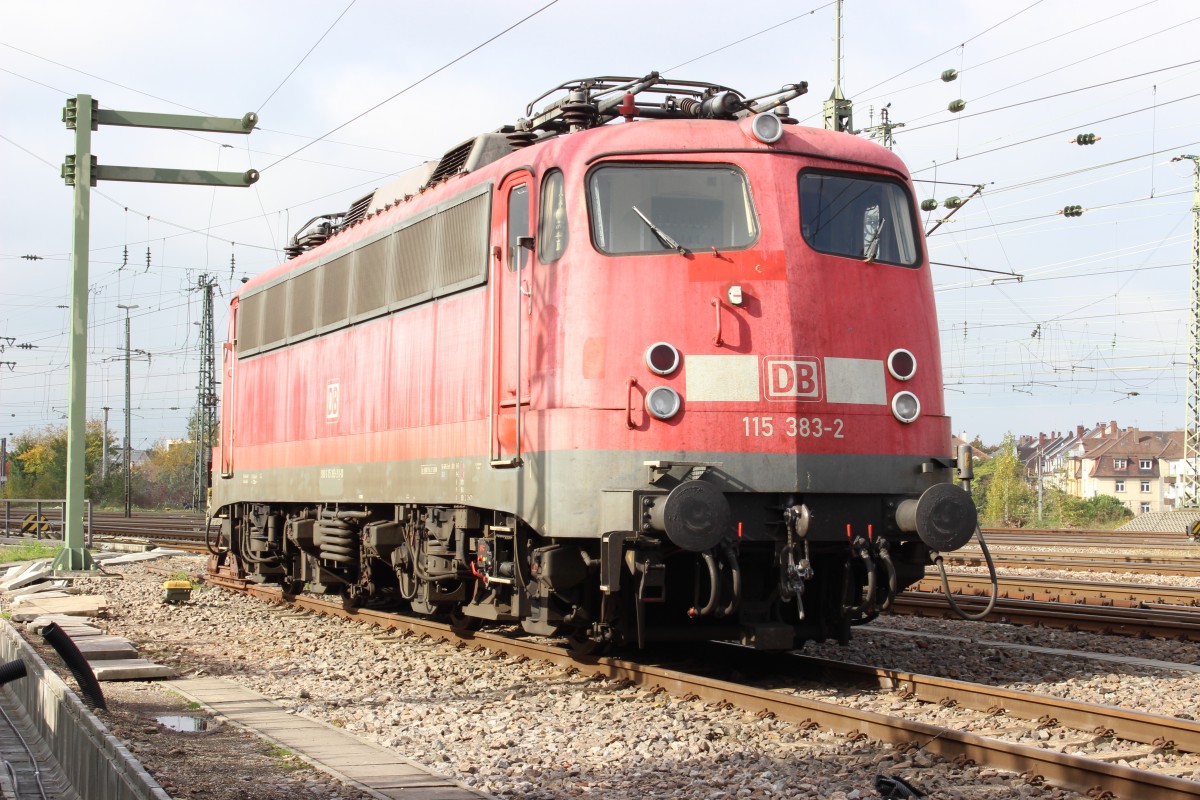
209 74 977 652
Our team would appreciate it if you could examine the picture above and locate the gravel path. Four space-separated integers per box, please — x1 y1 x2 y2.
63 556 1174 800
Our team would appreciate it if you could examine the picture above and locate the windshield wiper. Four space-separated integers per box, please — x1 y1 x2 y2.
863 216 887 262
631 206 690 255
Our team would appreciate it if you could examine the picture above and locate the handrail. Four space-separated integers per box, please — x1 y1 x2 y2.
711 297 724 346
626 377 639 429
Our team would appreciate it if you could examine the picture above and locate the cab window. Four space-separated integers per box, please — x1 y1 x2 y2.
588 165 758 255
799 172 919 267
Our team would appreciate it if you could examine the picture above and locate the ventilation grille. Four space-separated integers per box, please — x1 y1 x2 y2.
428 139 475 184
341 192 374 228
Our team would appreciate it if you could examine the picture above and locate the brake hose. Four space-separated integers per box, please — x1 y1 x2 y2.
934 526 998 621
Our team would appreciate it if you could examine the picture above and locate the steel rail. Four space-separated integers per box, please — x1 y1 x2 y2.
949 552 1200 577
915 573 1200 607
787 653 1200 754
895 593 1200 641
983 527 1191 540
210 577 1200 798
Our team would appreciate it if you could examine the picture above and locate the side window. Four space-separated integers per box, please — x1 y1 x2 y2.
539 170 568 263
799 172 919 267
507 184 530 272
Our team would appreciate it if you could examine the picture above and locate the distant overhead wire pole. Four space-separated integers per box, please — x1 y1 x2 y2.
1175 154 1200 509
117 304 139 519
822 0 853 133
192 274 219 510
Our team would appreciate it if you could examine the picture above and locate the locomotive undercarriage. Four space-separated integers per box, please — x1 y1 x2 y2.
210 491 944 653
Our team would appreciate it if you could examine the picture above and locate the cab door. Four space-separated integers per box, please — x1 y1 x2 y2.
490 171 534 467
219 298 237 477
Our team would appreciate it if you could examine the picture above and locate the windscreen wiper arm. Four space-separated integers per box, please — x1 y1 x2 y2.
864 217 887 263
631 206 690 255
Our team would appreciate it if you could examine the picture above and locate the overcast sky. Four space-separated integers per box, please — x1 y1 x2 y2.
2 0 1197 449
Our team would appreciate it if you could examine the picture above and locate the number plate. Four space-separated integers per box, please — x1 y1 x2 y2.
742 416 845 438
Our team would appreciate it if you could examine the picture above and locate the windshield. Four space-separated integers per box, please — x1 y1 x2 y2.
799 172 919 267
589 165 758 254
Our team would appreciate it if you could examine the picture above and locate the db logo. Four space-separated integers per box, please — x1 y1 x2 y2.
326 380 340 422
765 357 821 401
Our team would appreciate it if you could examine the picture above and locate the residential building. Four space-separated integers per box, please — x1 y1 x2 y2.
1072 424 1181 514
1018 422 1185 515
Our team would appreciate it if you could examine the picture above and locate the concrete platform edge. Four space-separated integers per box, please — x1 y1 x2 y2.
0 620 171 800
164 678 494 800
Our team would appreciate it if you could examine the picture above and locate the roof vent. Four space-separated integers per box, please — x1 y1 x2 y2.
341 191 374 228
425 133 516 187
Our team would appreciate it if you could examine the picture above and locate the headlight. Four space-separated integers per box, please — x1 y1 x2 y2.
891 391 920 424
646 386 682 420
749 112 783 144
887 348 917 381
645 342 681 376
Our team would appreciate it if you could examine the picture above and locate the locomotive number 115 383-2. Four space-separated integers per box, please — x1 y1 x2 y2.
742 416 845 438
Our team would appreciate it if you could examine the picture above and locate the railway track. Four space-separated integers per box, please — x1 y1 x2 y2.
0 511 211 541
895 591 1200 641
981 528 1195 547
949 551 1200 577
202 569 1200 798
916 572 1200 607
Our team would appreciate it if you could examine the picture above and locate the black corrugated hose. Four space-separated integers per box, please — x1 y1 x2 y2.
0 659 28 687
39 623 106 710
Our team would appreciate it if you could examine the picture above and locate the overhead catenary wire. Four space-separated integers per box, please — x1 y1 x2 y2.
665 2 834 73
0 44 436 159
895 14 1200 130
910 92 1200 173
0 132 282 255
962 14 1200 111
854 0 1163 109
0 39 209 113
929 189 1191 237
256 0 356 114
896 59 1200 136
854 0 1045 98
259 0 563 173
985 141 1200 196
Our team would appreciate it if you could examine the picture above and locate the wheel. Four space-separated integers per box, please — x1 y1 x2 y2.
447 607 482 633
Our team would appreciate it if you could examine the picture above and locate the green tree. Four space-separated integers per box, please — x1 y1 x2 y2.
980 433 1036 527
185 404 219 444
2 421 119 502
131 438 195 509
1062 494 1132 529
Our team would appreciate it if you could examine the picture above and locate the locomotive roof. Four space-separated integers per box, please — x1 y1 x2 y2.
252 74 909 295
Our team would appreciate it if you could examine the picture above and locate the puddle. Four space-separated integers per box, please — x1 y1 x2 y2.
155 715 211 732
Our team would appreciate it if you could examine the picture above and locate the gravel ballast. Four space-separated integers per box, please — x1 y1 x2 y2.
44 555 1193 799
